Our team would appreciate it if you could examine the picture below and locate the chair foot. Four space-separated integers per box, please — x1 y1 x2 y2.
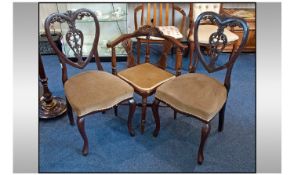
197 123 211 164
151 98 160 137
128 99 136 137
77 117 89 156
153 130 159 137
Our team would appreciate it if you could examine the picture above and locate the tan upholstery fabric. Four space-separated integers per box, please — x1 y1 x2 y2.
64 71 134 117
138 26 183 40
155 73 227 122
118 63 175 93
187 25 239 44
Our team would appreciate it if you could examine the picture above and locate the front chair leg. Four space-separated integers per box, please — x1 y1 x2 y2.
77 117 89 156
151 98 160 137
128 99 136 137
141 97 147 134
197 123 211 165
218 104 226 132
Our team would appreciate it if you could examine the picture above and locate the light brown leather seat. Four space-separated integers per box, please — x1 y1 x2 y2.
64 71 134 117
118 63 175 93
155 73 227 122
187 25 239 44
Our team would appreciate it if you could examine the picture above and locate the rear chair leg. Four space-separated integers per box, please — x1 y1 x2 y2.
174 110 177 120
218 104 226 132
77 117 89 156
151 99 160 137
114 105 118 116
66 97 75 125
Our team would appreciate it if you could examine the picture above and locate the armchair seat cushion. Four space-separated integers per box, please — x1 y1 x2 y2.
187 24 239 44
138 26 183 40
64 71 134 117
155 73 227 122
118 63 175 93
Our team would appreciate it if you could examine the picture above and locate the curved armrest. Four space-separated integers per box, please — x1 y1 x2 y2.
107 27 187 50
107 25 188 76
107 33 134 48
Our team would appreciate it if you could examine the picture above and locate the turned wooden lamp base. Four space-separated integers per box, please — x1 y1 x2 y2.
39 96 67 119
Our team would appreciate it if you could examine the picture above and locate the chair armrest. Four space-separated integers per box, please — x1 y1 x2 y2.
107 25 188 75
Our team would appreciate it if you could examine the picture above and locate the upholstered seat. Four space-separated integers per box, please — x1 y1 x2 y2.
118 63 175 93
137 26 183 40
155 73 227 122
187 25 239 44
64 71 134 117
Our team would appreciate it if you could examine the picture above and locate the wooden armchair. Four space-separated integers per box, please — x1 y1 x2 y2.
152 12 249 164
44 8 136 155
134 3 186 64
107 25 187 134
187 3 239 72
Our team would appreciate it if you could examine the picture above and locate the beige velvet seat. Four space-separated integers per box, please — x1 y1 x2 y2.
118 63 175 93
187 25 239 44
155 73 227 122
65 71 134 117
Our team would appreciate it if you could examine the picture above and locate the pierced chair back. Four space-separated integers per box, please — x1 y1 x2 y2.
44 8 103 84
192 12 249 92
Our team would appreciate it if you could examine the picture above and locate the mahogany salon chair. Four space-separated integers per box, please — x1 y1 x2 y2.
152 12 249 164
44 8 136 155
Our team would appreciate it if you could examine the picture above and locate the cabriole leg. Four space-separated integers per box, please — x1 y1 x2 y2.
197 123 211 164
77 117 88 156
128 99 136 136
